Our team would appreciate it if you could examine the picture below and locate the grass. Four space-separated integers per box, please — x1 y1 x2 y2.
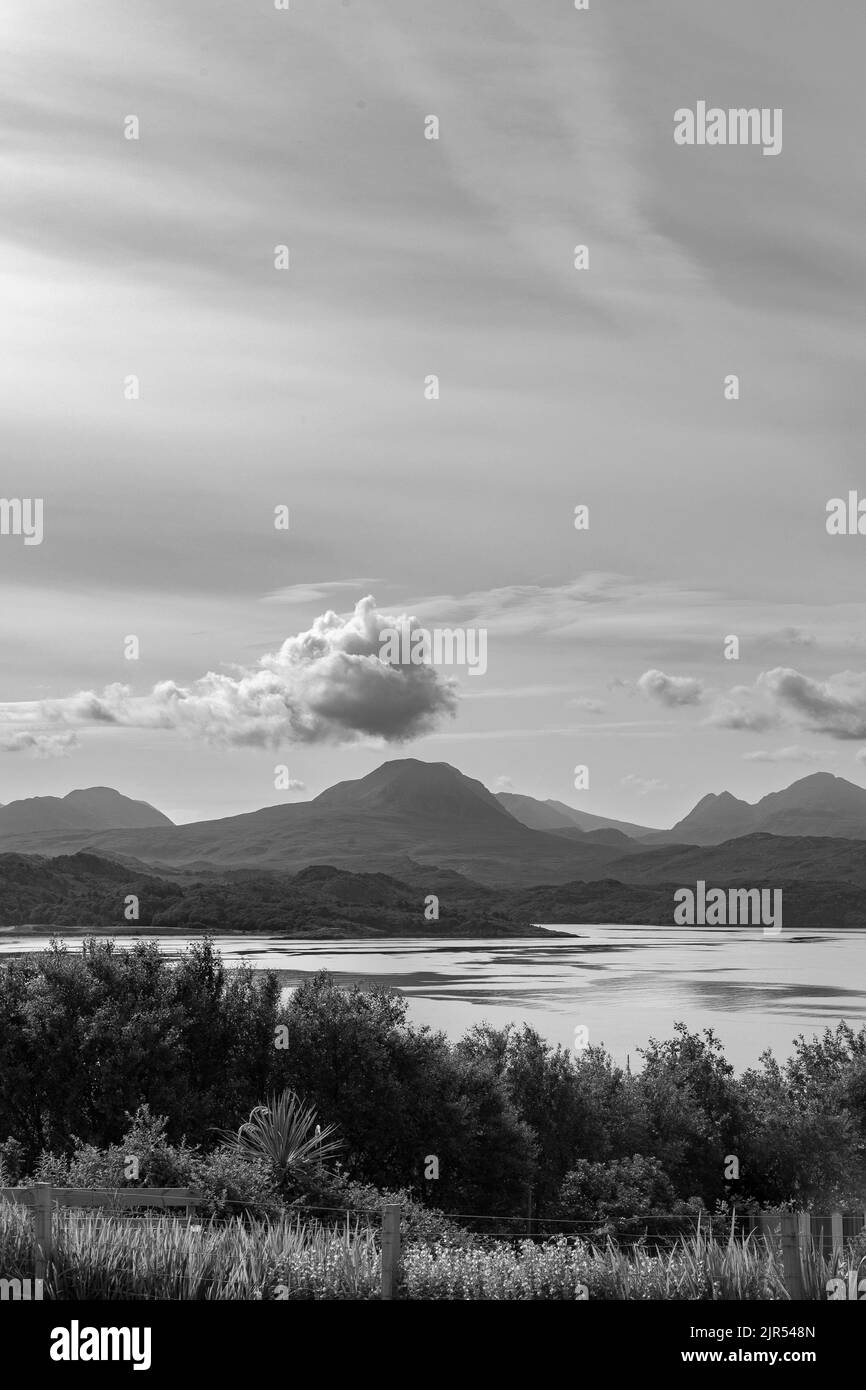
0 1201 381 1300
1 1199 863 1300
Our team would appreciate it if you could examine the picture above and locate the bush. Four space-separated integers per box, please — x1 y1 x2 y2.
557 1154 679 1221
192 1147 281 1219
289 1168 470 1246
25 1105 281 1218
0 1136 25 1186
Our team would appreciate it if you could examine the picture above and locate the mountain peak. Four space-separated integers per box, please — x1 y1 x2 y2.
666 770 866 845
313 759 511 820
0 788 172 834
666 788 755 844
62 788 174 827
690 790 748 808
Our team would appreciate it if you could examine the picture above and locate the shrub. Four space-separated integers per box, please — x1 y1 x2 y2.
25 1105 281 1219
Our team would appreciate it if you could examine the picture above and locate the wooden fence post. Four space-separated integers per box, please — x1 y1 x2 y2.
831 1212 843 1259
381 1203 401 1301
798 1210 811 1265
780 1214 805 1300
32 1183 53 1285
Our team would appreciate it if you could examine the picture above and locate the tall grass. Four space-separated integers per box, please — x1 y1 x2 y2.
1 1199 862 1300
0 1200 381 1300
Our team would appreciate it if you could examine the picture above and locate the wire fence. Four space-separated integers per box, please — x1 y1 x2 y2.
3 1187 865 1302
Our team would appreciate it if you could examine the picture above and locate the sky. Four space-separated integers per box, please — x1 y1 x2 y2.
1 0 866 825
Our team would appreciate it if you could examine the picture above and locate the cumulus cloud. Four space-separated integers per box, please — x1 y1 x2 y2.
742 746 822 764
706 686 780 732
492 775 514 791
0 731 79 757
637 669 704 707
755 668 866 739
709 667 866 740
0 598 459 751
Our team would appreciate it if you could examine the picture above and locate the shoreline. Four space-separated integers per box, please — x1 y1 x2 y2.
0 922 576 940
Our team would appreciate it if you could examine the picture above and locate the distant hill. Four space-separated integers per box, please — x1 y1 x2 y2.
603 830 866 889
4 764 866 897
0 788 172 835
0 851 551 937
503 772 866 849
0 762 626 887
497 792 654 838
647 773 866 845
652 790 755 845
2 845 864 935
509 874 866 928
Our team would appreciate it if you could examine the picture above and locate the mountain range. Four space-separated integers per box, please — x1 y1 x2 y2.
495 792 650 840
0 763 622 886
657 773 866 844
3 764 866 898
499 772 866 846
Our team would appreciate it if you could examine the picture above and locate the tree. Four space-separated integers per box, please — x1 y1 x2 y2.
0 937 279 1162
634 1025 746 1205
271 973 535 1212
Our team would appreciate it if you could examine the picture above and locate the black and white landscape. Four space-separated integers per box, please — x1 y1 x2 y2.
6 762 866 925
1 0 865 1331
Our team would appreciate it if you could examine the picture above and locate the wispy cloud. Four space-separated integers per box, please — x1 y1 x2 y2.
620 773 668 796
742 746 823 764
262 580 384 606
570 697 607 713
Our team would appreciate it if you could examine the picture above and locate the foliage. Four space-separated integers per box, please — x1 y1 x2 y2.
216 1089 341 1187
556 1154 680 1222
268 973 537 1213
0 938 278 1159
4 1196 862 1300
2 939 866 1222
26 1105 282 1219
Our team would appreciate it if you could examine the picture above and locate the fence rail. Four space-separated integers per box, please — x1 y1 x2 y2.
758 1209 866 1299
0 1183 204 1284
0 1184 402 1298
2 1187 863 1301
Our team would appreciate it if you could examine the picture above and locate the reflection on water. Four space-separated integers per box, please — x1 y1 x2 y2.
2 925 865 1069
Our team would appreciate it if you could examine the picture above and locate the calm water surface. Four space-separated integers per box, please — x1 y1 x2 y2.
3 925 865 1069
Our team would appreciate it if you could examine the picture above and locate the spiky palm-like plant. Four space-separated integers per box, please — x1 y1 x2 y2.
217 1090 342 1186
